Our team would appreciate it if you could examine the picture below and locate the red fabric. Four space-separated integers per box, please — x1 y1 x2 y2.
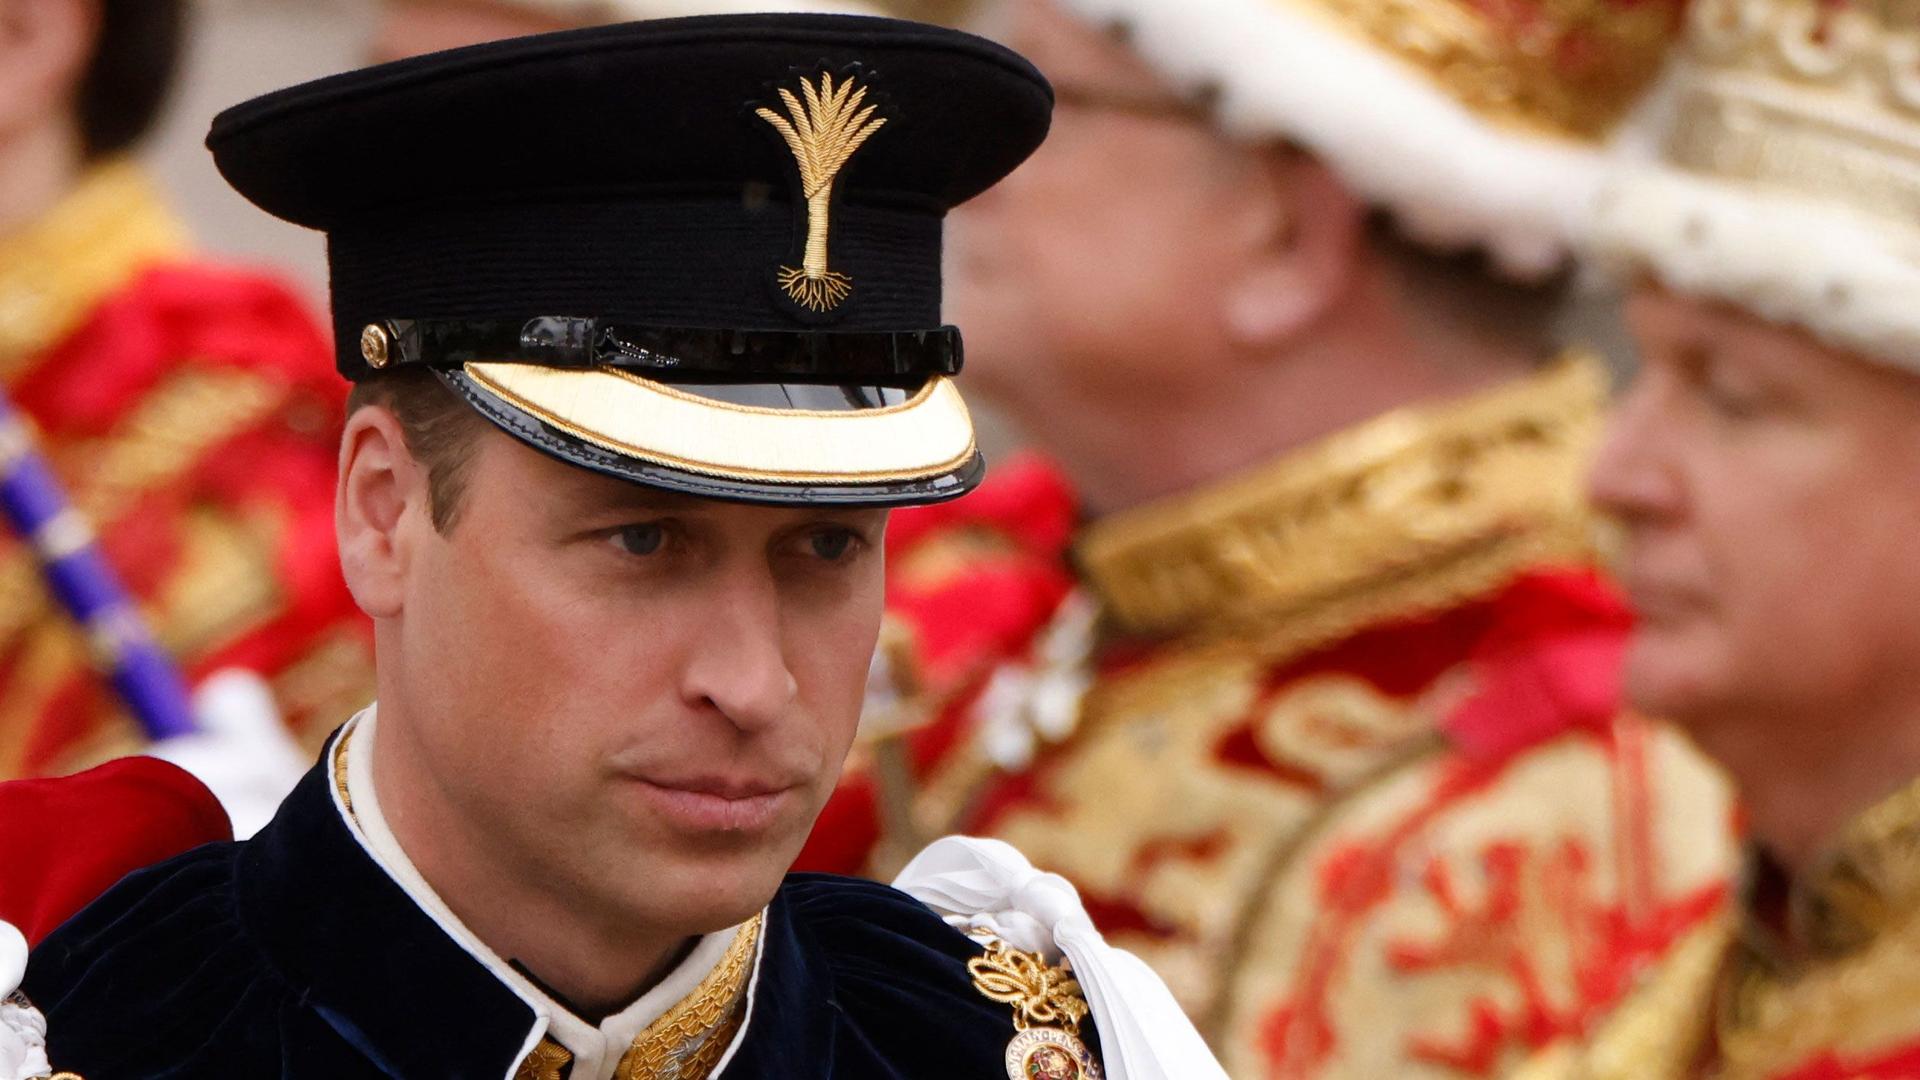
6 261 370 775
968 567 1630 835
1769 1042 1920 1080
1443 569 1631 759
0 756 231 945
881 454 1078 689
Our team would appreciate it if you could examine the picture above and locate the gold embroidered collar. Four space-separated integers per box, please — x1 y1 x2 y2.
0 161 187 379
518 913 761 1080
1074 355 1606 654
1717 775 1920 1072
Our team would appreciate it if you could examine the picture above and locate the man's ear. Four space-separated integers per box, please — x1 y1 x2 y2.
0 0 98 138
337 405 427 621
1219 148 1366 349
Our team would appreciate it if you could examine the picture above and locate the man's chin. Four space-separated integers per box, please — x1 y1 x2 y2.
1621 634 1736 730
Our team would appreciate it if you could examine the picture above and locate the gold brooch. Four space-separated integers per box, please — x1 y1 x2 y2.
968 939 1104 1080
755 71 887 313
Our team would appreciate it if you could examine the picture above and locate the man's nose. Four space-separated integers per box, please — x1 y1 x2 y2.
1586 377 1681 526
680 573 798 733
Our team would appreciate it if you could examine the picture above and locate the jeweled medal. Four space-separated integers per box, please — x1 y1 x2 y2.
968 938 1104 1080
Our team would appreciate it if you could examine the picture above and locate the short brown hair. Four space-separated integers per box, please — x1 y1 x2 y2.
347 371 488 534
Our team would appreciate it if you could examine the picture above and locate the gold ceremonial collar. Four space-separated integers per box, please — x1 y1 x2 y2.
1755 774 1920 968
1716 775 1920 1071
0 161 187 379
1074 355 1606 656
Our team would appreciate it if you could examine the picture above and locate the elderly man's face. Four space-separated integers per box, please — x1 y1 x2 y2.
370 0 576 64
389 425 886 935
1590 286 1920 736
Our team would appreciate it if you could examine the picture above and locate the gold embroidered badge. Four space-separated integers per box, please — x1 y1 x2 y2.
968 939 1104 1080
755 72 887 313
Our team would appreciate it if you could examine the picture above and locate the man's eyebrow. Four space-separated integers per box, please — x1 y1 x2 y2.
547 477 711 516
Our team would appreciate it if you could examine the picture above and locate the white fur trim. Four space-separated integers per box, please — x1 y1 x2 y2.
1053 0 1609 280
1591 162 1920 370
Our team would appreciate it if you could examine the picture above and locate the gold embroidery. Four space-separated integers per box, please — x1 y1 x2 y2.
970 939 1090 1033
1285 0 1677 140
755 72 888 311
1663 0 1920 238
1713 775 1920 1076
969 939 1103 1080
0 162 187 376
331 722 354 817
1515 914 1734 1080
1076 355 1605 653
612 912 761 1079
514 1039 572 1080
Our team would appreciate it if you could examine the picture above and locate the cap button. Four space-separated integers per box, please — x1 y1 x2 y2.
360 323 392 369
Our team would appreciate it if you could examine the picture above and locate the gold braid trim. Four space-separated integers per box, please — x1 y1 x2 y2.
514 1040 572 1080
1280 0 1678 140
612 913 761 1079
1713 774 1920 1075
1076 355 1606 660
0 161 187 377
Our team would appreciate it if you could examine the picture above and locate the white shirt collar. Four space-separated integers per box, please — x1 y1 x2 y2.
332 706 762 1080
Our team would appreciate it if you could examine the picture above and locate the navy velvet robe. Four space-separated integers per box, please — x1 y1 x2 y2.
24 749 1075 1078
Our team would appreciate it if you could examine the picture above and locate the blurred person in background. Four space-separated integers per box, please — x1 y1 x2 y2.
1578 1 1920 1075
807 1 1748 1076
369 0 882 62
0 0 374 827
368 0 581 62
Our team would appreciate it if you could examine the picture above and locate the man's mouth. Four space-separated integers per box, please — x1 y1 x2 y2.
620 773 800 834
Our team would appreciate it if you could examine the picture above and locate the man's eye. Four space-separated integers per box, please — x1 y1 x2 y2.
806 528 860 562
611 523 667 556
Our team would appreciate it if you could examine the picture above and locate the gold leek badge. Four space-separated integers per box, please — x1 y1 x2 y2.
755 72 887 313
969 939 1104 1080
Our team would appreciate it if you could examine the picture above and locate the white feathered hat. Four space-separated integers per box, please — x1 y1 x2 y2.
1591 0 1920 369
1049 0 1684 279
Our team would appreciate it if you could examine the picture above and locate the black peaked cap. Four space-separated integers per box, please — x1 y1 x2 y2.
204 15 1053 507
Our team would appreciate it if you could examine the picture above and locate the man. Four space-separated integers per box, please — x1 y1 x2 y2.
0 0 373 781
1573 1 1920 1075
21 15 1220 1079
823 1 1742 1075
355 0 1089 885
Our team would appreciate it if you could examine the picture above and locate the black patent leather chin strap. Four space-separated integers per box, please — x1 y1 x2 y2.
368 317 962 387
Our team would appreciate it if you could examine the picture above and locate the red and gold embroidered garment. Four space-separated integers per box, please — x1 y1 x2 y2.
0 163 373 778
818 358 1742 1077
